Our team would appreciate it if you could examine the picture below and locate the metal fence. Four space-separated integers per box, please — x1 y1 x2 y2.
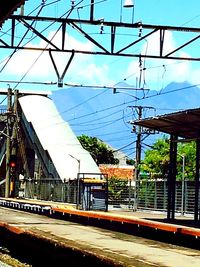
22 179 77 204
16 178 199 214
137 179 198 214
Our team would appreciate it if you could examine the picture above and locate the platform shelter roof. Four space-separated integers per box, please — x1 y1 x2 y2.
134 107 200 140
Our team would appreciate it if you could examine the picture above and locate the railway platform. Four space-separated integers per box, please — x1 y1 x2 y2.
1 197 199 241
0 197 200 266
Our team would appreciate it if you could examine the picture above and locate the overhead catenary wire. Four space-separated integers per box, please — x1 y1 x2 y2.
0 80 57 85
4 8 199 104
113 141 136 153
72 115 129 132
70 108 127 126
0 2 45 39
1 0 199 89
0 0 84 88
0 3 46 68
0 2 47 73
1 1 200 163
21 81 195 133
1 1 193 93
1 0 110 89
12 4 81 90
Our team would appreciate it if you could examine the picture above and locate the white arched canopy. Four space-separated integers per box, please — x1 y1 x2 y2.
19 95 101 181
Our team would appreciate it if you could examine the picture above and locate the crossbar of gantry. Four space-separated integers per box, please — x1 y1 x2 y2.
0 16 200 61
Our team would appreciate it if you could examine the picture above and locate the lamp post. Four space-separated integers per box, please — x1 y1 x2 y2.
68 154 80 175
69 154 80 209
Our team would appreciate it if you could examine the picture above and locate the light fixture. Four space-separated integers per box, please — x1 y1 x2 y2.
124 0 134 8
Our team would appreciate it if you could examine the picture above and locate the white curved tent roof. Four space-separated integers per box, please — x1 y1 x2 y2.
19 95 101 181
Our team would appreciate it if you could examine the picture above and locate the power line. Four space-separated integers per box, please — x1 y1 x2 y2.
113 141 136 153
64 83 147 91
16 81 195 133
70 108 126 126
0 1 84 89
0 3 47 73
0 80 57 85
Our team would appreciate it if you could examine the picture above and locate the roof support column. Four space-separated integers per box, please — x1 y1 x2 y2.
194 138 200 222
167 134 177 221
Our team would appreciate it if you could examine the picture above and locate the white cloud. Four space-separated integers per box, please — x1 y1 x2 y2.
2 29 199 90
2 30 114 87
125 31 200 90
5 48 50 77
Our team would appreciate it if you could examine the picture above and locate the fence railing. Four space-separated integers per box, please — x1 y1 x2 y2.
23 179 77 204
9 178 200 214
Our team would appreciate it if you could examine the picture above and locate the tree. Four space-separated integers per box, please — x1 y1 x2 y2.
108 177 128 204
141 136 196 181
126 158 135 165
78 134 119 165
141 136 170 179
177 141 196 180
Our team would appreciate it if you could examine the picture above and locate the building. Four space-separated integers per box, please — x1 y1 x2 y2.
99 164 135 181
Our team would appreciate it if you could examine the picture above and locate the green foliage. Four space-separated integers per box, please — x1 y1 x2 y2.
126 158 135 165
141 136 196 181
78 134 119 165
141 136 170 178
108 177 128 201
177 141 196 180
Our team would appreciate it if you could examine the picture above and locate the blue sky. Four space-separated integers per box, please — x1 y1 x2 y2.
0 0 200 93
0 0 200 158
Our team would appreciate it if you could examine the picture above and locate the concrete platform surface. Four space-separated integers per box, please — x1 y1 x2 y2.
0 207 200 267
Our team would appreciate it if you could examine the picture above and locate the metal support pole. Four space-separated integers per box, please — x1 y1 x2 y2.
133 106 142 211
10 90 18 197
5 88 12 197
76 160 80 209
90 0 94 21
68 154 80 209
181 155 185 216
167 134 177 221
171 135 177 220
194 138 200 222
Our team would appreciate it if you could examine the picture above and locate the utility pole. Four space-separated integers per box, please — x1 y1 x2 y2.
135 106 142 181
129 105 155 211
130 106 142 211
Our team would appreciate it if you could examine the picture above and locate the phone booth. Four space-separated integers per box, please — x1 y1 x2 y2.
78 173 108 211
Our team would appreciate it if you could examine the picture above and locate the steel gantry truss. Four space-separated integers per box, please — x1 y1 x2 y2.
0 14 200 85
1 15 200 61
